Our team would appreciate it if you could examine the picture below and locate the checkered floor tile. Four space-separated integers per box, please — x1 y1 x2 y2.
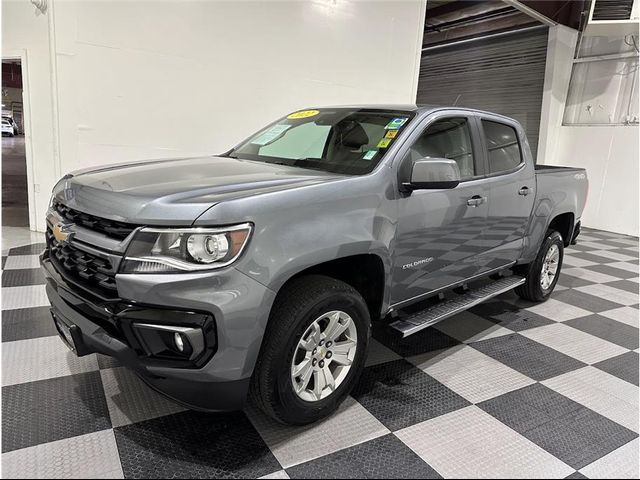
1 228 638 478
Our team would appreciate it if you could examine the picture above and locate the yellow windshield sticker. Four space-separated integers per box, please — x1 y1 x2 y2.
287 110 320 119
385 130 398 139
377 138 392 148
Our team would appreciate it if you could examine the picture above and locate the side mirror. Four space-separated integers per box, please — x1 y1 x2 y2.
402 158 461 191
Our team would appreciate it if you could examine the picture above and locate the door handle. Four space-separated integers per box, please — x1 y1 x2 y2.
467 195 486 207
518 186 530 196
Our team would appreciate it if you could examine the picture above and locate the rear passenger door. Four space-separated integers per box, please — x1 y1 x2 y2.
475 115 536 271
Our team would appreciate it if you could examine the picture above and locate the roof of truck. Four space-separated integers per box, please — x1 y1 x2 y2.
316 104 424 111
311 104 516 121
292 105 521 129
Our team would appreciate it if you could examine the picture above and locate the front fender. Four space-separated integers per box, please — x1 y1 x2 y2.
194 171 397 299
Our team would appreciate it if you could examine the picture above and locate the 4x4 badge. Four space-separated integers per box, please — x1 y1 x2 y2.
52 223 74 244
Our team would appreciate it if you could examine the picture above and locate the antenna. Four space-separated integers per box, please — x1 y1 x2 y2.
453 94 462 107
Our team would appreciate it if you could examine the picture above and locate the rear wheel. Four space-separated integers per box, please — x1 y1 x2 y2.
250 275 370 425
515 230 564 302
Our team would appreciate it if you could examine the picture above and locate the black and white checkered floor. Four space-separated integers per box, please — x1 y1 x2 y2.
1 227 638 479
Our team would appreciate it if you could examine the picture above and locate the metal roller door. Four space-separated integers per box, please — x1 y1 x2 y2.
416 26 549 161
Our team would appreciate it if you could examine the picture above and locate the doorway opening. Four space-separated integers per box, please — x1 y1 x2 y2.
2 59 29 228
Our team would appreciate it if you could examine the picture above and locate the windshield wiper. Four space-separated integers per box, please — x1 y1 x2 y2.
268 159 326 170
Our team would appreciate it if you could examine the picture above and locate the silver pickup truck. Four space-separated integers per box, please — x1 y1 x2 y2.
41 105 588 425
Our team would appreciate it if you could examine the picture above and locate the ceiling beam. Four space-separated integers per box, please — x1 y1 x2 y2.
501 0 557 26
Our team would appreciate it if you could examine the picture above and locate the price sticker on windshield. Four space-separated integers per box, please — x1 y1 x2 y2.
251 124 291 145
287 110 320 119
385 117 408 129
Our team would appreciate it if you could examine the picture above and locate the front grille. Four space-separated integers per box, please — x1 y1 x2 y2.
46 228 119 298
53 200 137 240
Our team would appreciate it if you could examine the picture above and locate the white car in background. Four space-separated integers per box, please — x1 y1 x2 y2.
2 119 15 137
2 116 18 135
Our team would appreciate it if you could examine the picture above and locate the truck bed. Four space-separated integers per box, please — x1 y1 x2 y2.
535 164 586 174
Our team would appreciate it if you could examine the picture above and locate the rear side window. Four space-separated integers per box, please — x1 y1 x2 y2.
482 120 522 174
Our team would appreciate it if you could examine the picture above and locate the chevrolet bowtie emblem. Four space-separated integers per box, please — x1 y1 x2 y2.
52 223 74 244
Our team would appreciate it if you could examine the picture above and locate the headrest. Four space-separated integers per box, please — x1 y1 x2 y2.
339 123 369 149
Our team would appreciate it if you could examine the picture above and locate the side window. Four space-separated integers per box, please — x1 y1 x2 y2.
407 117 475 179
482 120 522 174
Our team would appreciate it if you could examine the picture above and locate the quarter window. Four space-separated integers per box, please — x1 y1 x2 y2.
406 117 476 179
482 120 522 174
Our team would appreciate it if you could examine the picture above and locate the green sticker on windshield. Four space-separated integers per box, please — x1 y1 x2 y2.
363 150 377 160
385 117 408 129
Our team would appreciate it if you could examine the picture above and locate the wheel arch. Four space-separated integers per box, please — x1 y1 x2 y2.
278 253 387 322
547 211 575 247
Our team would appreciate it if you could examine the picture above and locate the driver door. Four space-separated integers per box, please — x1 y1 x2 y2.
390 112 488 308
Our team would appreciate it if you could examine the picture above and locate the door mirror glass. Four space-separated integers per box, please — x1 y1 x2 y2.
405 158 461 190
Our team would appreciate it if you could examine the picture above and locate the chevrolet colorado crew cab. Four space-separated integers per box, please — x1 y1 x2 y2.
41 105 588 425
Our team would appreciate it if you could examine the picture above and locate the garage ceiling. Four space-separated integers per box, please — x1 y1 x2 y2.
423 0 585 48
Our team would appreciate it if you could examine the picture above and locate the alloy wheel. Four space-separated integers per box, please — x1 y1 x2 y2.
540 243 560 290
290 310 358 402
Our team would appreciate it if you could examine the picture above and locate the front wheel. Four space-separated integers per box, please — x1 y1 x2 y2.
515 230 564 302
250 275 370 425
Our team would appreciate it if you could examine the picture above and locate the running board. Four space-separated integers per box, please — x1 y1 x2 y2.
389 276 526 338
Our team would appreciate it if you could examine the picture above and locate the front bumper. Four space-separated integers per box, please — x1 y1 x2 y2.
41 252 276 412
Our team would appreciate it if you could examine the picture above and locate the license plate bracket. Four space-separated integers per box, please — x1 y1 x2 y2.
51 310 92 356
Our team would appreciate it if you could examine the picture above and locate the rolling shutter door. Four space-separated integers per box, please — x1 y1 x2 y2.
416 27 549 161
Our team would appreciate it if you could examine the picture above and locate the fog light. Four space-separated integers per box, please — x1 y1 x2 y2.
133 323 205 361
174 332 185 352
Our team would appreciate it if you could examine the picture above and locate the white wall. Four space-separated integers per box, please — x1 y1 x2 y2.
2 0 57 230
539 27 639 236
548 125 639 236
538 25 579 165
4 0 427 231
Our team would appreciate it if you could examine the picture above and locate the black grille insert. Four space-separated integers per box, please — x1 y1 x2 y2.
53 200 137 240
46 228 118 298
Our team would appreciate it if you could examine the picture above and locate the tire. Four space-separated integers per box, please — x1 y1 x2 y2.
515 230 564 302
250 274 370 425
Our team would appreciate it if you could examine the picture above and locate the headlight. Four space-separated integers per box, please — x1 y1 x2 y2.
120 223 252 273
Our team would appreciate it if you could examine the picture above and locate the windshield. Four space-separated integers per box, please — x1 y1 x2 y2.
229 108 415 175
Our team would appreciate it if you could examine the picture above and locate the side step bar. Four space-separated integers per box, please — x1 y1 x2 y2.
389 276 526 338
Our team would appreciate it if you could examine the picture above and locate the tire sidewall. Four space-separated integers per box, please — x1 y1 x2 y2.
273 291 369 423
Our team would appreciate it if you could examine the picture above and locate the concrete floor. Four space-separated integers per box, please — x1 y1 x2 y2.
2 135 29 228
1 226 43 254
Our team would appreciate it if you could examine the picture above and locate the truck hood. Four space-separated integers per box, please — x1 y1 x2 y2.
52 156 343 225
